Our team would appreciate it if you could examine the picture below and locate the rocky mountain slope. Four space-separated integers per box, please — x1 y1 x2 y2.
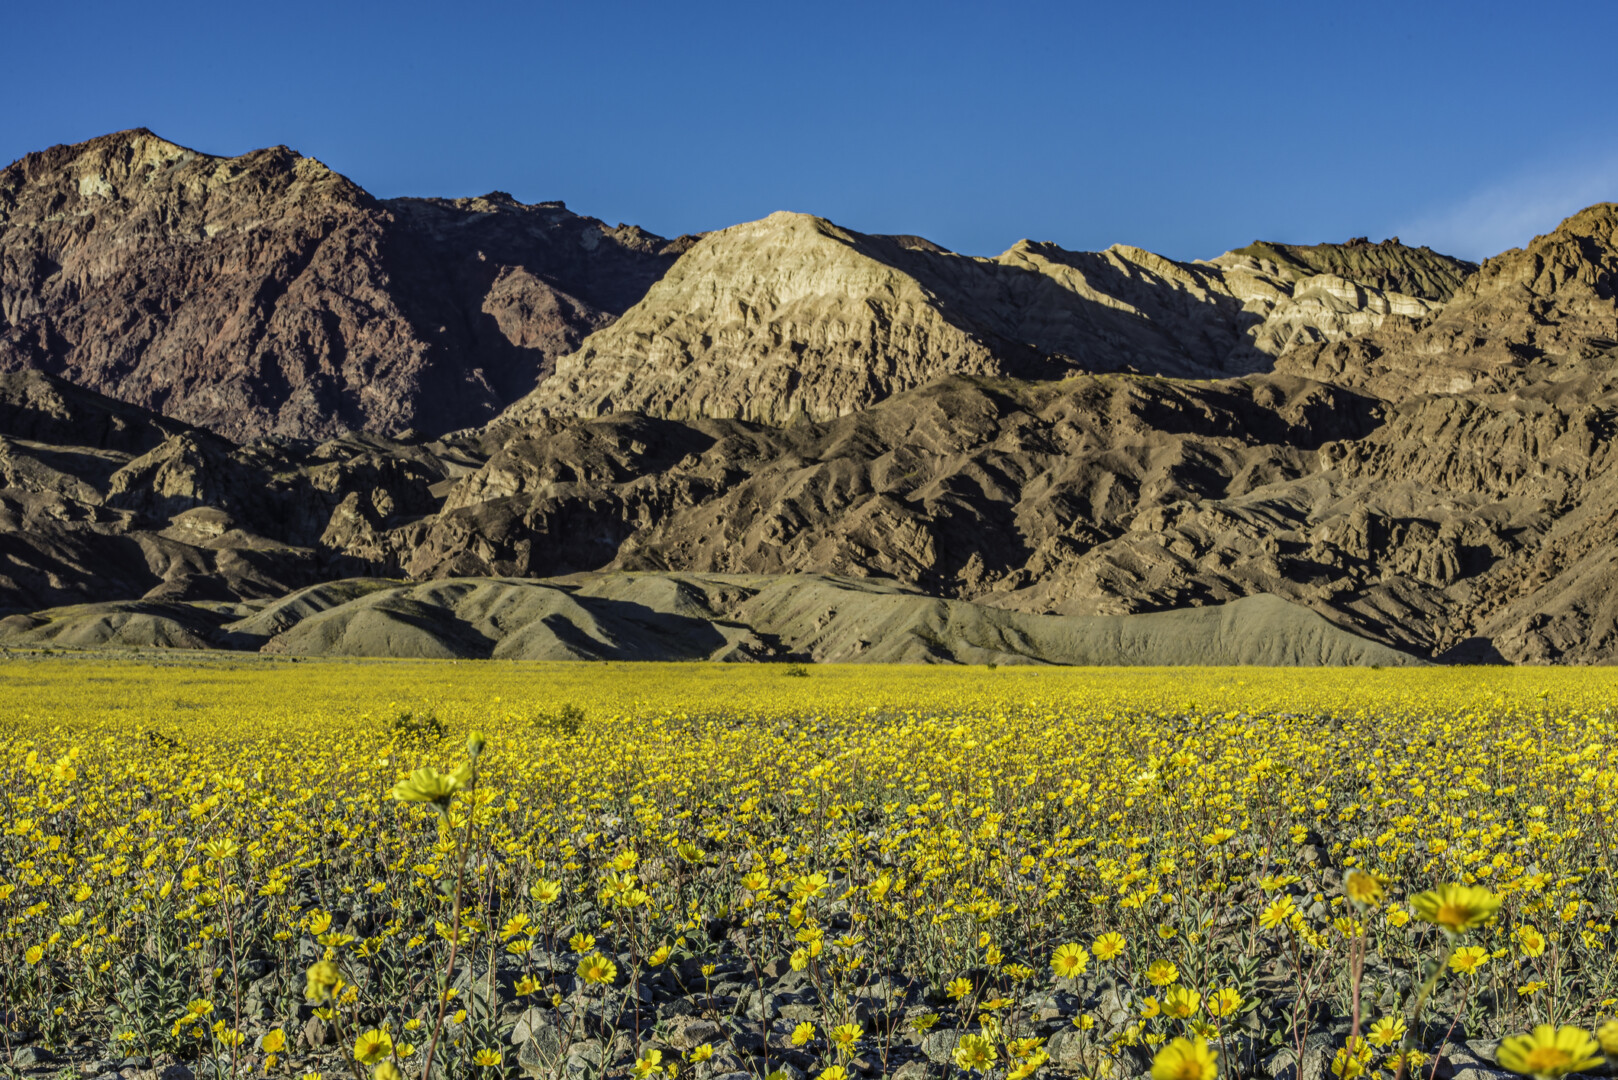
3 126 1616 665
511 212 1470 424
0 129 688 439
1277 203 1618 400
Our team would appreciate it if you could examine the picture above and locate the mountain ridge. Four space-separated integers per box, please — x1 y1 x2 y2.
508 211 1470 426
3 129 1617 665
0 128 689 440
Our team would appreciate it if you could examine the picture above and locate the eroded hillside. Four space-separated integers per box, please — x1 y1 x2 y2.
3 128 1616 664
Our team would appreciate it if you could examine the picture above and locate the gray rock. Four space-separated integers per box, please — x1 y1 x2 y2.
668 1018 725 1051
892 1062 931 1080
239 957 274 981
517 1025 565 1076
774 969 812 993
1098 985 1131 1027
732 1029 767 1054
11 1045 57 1066
300 1013 334 1048
158 1066 197 1080
511 1006 557 1045
745 989 783 1022
921 1029 962 1065
567 1039 605 1068
1047 1029 1103 1071
1432 1043 1511 1080
1264 1045 1327 1080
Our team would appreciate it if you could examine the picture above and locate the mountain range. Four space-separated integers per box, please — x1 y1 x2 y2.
2 128 1615 664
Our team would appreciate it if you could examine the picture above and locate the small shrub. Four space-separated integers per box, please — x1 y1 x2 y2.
533 702 586 735
388 708 447 746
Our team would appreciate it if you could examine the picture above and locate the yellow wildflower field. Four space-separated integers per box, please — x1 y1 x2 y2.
3 659 1617 1080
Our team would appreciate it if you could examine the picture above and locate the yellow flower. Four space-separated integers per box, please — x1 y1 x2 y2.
529 879 562 905
831 1023 861 1052
1597 1021 1618 1058
648 944 672 966
353 1028 393 1065
305 960 344 1002
374 1065 405 1080
633 1050 664 1078
1092 932 1126 960
1052 943 1090 978
1206 988 1242 1019
946 977 973 999
1147 959 1179 986
1152 1037 1218 1080
1368 1017 1406 1048
262 1029 287 1054
792 1022 816 1047
201 837 240 861
1009 1053 1050 1080
1410 884 1501 935
953 1034 998 1073
1450 945 1489 974
1516 925 1547 957
472 1047 501 1067
1260 896 1298 930
515 975 541 996
1164 986 1201 1019
24 945 43 965
1332 1042 1371 1080
819 1069 848 1080
389 764 472 807
577 953 617 985
1141 996 1162 1019
1344 870 1384 907
1496 1025 1603 1080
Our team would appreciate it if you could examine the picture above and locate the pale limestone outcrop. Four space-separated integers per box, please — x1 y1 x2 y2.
511 212 1466 425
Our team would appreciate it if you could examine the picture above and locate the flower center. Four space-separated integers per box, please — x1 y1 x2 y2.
1523 1047 1572 1074
1435 902 1470 929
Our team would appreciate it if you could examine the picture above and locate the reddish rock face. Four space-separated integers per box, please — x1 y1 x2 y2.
0 129 685 440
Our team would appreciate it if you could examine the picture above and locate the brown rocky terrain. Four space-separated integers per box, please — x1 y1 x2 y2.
0 129 689 439
3 127 1617 664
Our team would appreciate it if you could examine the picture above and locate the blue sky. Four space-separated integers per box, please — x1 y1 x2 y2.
6 0 1616 262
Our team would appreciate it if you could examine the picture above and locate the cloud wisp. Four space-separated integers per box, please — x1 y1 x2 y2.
1395 152 1618 262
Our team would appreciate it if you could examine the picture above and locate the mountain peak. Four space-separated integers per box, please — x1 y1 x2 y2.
0 129 682 440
